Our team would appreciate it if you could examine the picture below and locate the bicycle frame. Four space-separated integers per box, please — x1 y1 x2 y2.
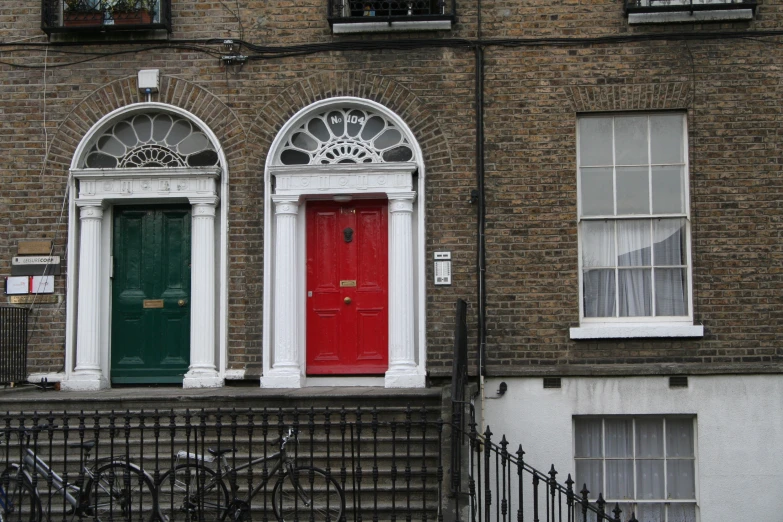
173 431 302 507
174 447 289 502
20 448 80 508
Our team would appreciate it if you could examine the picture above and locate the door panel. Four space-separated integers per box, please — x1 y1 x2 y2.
111 206 191 383
306 200 388 375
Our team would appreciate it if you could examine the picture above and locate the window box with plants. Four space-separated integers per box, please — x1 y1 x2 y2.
108 0 156 25
63 0 104 27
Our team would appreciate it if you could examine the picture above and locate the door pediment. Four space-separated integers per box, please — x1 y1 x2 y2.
270 163 415 198
73 167 220 203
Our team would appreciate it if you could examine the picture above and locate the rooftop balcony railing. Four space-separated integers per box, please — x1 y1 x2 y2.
41 0 171 34
328 0 456 33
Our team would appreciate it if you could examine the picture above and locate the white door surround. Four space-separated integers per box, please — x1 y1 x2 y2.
262 97 427 388
61 103 229 391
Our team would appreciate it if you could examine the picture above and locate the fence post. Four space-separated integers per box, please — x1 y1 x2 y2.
565 474 574 522
469 417 479 522
500 435 508 521
483 426 492 522
612 502 622 522
580 484 589 522
548 465 557 522
437 418 445 522
596 493 606 522
532 473 539 522
516 446 524 522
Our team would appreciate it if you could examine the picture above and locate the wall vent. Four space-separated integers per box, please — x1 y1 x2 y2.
543 377 562 389
669 376 688 388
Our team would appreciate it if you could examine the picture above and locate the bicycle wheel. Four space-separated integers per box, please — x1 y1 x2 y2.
0 467 42 522
157 463 230 522
272 467 343 522
83 462 156 522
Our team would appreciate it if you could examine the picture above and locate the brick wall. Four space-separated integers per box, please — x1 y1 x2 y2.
0 0 781 379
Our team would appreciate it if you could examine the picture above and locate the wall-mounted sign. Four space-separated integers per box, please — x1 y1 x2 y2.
11 256 61 276
17 241 52 255
31 276 55 294
9 295 58 304
5 276 29 295
12 256 59 265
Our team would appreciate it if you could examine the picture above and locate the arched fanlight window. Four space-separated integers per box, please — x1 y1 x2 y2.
278 107 414 165
83 113 219 168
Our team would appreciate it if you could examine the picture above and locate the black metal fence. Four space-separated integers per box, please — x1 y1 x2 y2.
0 307 29 385
452 410 639 522
1 407 444 521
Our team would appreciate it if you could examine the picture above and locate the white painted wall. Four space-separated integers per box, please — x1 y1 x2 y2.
481 375 783 521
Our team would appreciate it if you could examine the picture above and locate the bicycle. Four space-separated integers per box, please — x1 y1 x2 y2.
157 427 344 522
0 425 157 522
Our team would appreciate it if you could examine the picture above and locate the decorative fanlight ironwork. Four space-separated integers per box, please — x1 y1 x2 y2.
278 107 414 166
84 112 219 169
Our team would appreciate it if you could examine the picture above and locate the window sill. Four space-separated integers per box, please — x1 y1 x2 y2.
330 19 453 34
628 9 753 23
570 323 704 340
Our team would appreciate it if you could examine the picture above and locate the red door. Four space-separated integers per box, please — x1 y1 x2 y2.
306 199 388 375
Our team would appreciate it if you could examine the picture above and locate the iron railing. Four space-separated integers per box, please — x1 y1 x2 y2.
327 0 456 25
41 0 172 34
1 407 444 521
624 0 756 14
0 307 29 385
453 410 640 522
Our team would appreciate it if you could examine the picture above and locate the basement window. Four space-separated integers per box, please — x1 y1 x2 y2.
575 416 698 521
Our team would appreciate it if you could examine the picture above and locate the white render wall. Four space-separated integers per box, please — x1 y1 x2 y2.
482 375 783 521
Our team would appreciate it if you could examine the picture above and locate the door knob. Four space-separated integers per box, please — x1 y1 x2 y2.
178 299 188 307
344 297 352 305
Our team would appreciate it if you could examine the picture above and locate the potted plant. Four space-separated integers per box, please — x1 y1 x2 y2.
109 0 155 25
63 0 104 27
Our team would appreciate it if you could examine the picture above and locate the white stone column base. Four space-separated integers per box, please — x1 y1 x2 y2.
182 370 223 389
260 371 303 388
60 373 110 391
385 369 426 388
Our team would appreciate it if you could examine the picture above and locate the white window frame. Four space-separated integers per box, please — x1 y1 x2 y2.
571 112 703 339
573 415 700 522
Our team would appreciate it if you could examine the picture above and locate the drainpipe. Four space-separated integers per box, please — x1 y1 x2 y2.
474 0 487 430
475 44 486 382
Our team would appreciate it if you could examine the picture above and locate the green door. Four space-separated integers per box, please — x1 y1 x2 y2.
111 206 191 384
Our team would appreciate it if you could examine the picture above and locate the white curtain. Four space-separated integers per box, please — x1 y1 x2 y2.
582 221 616 317
583 218 687 317
618 220 652 316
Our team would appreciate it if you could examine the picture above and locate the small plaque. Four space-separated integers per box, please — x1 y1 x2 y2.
143 299 164 309
17 241 52 255
5 277 29 295
9 295 58 304
12 256 59 265
31 276 55 294
339 280 357 287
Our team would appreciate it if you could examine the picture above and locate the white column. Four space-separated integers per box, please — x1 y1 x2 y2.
183 198 222 388
386 192 425 388
64 204 109 391
260 196 303 388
